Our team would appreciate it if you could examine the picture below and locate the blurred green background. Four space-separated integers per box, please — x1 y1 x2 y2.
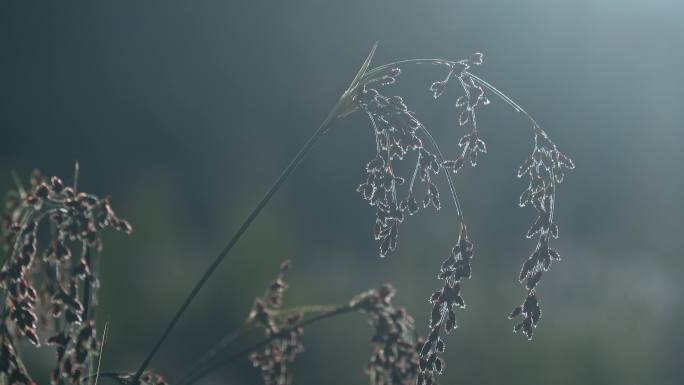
1 1 683 384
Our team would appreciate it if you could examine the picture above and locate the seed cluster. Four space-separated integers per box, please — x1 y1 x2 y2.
432 53 490 172
249 261 304 385
351 50 574 383
352 54 489 385
0 170 132 384
416 224 473 385
47 321 99 384
354 72 435 257
351 284 421 385
138 371 169 385
353 54 487 258
0 332 32 385
509 130 574 339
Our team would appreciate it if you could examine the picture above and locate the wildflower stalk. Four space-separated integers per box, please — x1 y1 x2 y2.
130 44 380 385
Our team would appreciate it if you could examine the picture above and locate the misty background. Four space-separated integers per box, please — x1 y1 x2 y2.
1 1 683 384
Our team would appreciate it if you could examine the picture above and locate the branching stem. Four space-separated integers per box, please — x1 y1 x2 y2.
361 57 541 132
179 304 356 385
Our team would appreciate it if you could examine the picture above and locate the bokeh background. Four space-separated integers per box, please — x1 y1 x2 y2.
1 1 683 384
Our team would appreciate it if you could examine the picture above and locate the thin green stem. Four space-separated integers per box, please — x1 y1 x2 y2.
130 98 345 385
180 304 355 385
130 43 380 384
178 304 340 384
94 321 109 385
177 325 250 384
464 72 541 130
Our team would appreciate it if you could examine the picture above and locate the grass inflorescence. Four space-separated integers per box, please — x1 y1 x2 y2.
0 43 573 385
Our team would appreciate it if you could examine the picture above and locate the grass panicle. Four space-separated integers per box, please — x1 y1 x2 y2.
0 168 131 385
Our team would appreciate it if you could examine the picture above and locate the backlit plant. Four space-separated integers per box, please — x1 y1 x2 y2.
0 43 574 385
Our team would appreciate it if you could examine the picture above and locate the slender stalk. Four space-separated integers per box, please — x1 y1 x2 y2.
360 57 541 133
94 321 109 385
130 99 344 385
177 325 249 384
465 72 540 130
363 58 457 80
130 43 379 384
179 304 340 384
180 304 356 385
